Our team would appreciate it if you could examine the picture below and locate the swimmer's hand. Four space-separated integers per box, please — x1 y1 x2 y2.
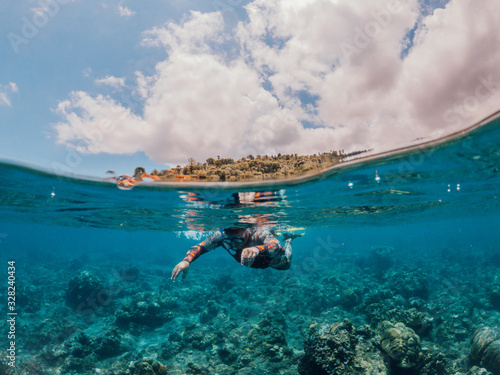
241 247 259 267
171 261 190 280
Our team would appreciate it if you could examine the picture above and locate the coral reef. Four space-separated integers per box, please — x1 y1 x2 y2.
470 327 500 375
16 283 42 313
383 267 429 299
456 367 493 375
0 351 16 375
377 320 422 369
115 291 174 330
65 270 109 312
11 238 500 375
364 293 433 337
126 358 168 375
299 319 387 374
418 345 448 375
490 285 500 310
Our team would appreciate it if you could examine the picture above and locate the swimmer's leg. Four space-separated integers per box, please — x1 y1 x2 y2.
282 232 304 241
271 239 293 270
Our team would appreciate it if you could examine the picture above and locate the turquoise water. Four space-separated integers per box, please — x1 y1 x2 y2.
1 114 499 374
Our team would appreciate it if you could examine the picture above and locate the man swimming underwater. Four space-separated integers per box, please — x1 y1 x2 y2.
171 227 302 280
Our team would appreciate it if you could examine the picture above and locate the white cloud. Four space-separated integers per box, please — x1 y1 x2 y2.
0 82 18 106
118 5 136 18
141 10 225 53
82 68 92 78
54 0 500 166
95 75 126 88
394 0 500 133
54 91 149 154
0 93 10 107
31 5 52 17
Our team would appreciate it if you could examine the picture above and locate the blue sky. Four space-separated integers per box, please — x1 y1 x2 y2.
1 0 498 177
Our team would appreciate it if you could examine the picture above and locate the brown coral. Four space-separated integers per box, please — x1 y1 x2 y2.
378 321 422 369
470 327 500 375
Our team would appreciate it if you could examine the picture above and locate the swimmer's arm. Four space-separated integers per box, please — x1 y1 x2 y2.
253 230 284 258
182 244 207 263
182 232 222 263
173 233 221 280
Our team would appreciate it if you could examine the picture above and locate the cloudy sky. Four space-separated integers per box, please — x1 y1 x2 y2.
1 0 499 177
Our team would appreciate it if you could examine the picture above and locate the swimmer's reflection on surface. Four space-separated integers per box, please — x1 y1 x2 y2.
114 167 159 189
180 190 287 207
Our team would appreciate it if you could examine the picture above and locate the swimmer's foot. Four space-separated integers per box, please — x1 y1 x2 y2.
283 232 304 241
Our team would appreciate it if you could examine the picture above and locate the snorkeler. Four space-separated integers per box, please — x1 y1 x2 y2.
115 167 159 189
171 227 303 280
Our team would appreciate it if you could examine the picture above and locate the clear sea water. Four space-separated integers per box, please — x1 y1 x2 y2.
2 114 498 264
0 113 499 374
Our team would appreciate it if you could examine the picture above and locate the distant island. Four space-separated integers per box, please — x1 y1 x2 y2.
131 149 369 182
